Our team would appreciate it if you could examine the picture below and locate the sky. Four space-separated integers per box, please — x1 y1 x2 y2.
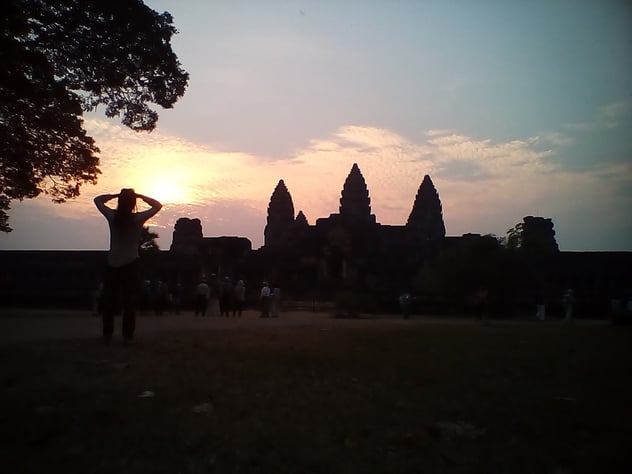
1 0 631 251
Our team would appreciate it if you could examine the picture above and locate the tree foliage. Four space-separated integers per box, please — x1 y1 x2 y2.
505 216 559 253
0 0 189 232
416 235 504 295
139 226 160 255
414 233 525 315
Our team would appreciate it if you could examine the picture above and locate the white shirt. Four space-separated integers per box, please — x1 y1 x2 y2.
97 207 156 267
260 286 271 298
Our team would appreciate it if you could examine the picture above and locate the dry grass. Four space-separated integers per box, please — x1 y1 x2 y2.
0 320 630 473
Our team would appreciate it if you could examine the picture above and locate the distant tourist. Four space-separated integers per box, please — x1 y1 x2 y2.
154 280 168 315
207 273 220 316
271 285 281 318
563 288 575 322
233 280 246 317
474 288 489 324
220 276 233 317
94 189 162 344
171 280 182 315
194 277 210 316
92 281 103 316
140 279 152 313
260 282 271 318
399 292 412 319
535 290 546 321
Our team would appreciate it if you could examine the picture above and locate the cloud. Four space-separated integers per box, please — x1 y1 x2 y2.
2 115 630 251
536 131 573 147
561 121 597 132
426 129 455 137
286 124 631 250
425 132 555 179
275 126 560 237
563 98 632 132
598 99 632 129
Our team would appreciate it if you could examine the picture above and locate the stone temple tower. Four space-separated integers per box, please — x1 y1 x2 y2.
339 163 376 225
406 174 446 240
264 179 295 247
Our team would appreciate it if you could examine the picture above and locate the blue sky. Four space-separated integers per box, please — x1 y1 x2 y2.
1 0 630 251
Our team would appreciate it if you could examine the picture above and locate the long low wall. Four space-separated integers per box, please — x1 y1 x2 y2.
1 250 631 318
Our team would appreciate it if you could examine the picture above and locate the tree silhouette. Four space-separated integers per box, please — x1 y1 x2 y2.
139 226 160 255
415 234 508 311
0 0 189 231
506 216 559 253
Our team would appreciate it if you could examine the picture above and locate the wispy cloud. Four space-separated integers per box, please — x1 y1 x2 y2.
425 132 555 179
286 123 630 250
426 129 455 137
536 131 573 147
2 112 630 251
562 98 632 132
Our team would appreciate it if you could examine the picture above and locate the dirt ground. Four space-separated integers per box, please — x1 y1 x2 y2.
0 307 606 345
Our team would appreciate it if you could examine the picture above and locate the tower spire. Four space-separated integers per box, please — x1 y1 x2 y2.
406 175 446 240
264 179 295 247
339 163 372 222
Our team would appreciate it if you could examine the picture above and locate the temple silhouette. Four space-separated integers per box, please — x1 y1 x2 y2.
170 163 448 304
2 163 631 316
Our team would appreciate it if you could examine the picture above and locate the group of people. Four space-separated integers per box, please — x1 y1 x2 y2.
534 288 575 322
140 279 183 315
259 281 281 318
194 278 281 318
194 275 246 318
194 279 281 318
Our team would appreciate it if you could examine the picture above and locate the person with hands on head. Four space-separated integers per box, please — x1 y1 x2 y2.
94 189 162 344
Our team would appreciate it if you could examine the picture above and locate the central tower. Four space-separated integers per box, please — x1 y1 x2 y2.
339 163 375 225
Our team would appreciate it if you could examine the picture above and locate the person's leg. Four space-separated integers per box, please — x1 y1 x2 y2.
264 297 271 317
101 267 118 343
121 261 140 342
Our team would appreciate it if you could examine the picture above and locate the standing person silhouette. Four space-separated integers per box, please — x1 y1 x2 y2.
94 189 162 344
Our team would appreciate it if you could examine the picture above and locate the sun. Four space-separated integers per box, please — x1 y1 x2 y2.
143 175 190 205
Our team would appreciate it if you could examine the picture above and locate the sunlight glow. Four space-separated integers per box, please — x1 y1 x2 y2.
145 176 190 205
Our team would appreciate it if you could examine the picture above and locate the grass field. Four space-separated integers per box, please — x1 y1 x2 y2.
0 319 630 473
